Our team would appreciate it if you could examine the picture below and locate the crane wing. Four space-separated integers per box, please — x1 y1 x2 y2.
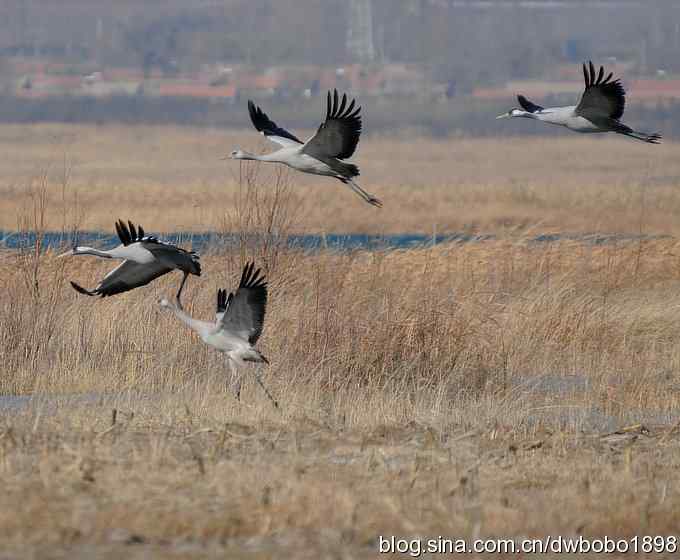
70 259 173 297
575 61 626 121
215 288 228 323
217 262 267 344
517 95 544 113
248 100 303 148
302 89 362 161
116 219 201 276
142 240 201 276
115 219 149 246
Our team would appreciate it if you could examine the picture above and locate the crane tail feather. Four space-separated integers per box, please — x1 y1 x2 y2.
69 281 97 296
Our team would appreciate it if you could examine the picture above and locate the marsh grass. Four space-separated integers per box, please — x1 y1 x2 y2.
4 235 680 555
2 127 680 557
0 124 679 235
219 161 304 275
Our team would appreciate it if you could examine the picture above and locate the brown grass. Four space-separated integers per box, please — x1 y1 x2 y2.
3 236 680 557
3 126 680 558
1 123 679 234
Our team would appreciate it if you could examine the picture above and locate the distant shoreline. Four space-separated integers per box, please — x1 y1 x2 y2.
0 94 672 139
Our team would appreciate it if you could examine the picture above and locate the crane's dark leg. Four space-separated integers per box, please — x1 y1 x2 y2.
619 130 662 144
612 121 662 144
175 272 189 310
254 370 278 409
340 178 383 208
227 359 242 401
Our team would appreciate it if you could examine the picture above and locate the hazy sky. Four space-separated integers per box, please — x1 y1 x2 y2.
1 0 678 86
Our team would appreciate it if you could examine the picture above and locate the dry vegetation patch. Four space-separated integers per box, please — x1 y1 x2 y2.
2 124 680 557
0 124 679 234
3 236 680 557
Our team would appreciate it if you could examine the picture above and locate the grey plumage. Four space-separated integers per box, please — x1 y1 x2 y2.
302 89 362 163
231 90 381 207
575 60 626 122
159 261 276 407
498 61 661 144
71 259 172 297
67 219 201 299
218 262 268 346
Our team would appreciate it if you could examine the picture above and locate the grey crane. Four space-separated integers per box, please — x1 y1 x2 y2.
497 61 661 144
228 89 382 207
159 262 277 408
62 220 201 299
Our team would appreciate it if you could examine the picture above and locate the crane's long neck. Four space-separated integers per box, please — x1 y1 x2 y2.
235 150 286 163
72 246 113 258
235 151 259 161
165 302 206 336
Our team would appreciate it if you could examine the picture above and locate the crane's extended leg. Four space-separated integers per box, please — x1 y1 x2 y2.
619 130 662 144
175 272 189 310
253 370 279 409
613 122 661 144
227 359 242 401
341 178 383 208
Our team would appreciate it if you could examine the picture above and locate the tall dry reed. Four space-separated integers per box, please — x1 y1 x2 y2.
4 158 680 555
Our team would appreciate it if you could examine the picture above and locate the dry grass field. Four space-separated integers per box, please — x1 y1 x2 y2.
0 123 679 235
2 124 680 558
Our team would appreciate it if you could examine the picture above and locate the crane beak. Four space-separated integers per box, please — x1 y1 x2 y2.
496 112 510 119
57 247 75 258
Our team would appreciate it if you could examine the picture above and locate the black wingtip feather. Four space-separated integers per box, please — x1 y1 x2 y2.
70 281 96 296
116 219 147 243
218 261 268 345
517 95 544 113
239 261 267 290
338 92 347 115
115 219 130 246
307 89 362 160
217 288 228 313
248 100 260 129
239 262 249 288
247 99 303 144
579 60 626 121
